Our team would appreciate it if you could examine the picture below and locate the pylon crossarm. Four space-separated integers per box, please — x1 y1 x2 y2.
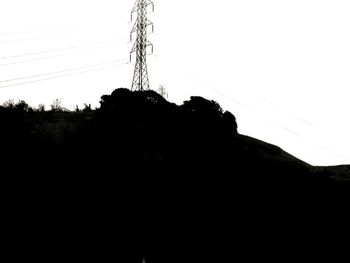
132 0 154 14
146 20 154 32
146 0 154 11
131 22 139 34
130 42 138 54
146 41 153 54
131 0 140 13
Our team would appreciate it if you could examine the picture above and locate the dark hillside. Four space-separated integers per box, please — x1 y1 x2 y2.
2 88 344 183
1 88 348 261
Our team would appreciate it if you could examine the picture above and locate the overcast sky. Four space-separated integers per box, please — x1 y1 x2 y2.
0 0 349 166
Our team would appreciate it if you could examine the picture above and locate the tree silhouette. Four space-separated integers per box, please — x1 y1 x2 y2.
182 96 223 117
223 110 238 134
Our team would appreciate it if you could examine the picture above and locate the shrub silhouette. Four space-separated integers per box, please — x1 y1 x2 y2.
223 110 238 134
182 96 223 116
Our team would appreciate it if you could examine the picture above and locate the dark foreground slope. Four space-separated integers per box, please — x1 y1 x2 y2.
1 88 349 261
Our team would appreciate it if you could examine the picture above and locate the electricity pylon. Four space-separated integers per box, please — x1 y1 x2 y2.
130 0 154 91
157 85 168 98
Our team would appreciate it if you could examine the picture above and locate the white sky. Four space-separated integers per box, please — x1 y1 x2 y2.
0 0 349 166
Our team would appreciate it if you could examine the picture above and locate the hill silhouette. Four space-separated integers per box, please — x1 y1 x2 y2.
1 88 347 183
1 88 349 261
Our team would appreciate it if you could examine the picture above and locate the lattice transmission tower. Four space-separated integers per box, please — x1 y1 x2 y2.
130 0 154 91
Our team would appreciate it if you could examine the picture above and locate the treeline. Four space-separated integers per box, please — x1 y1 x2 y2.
0 88 239 176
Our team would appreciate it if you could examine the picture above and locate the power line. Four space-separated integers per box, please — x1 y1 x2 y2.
0 58 129 84
0 41 127 68
0 26 129 46
0 24 79 37
0 30 80 45
0 61 129 89
187 74 247 109
188 73 304 136
257 95 314 127
0 37 127 60
185 73 346 164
